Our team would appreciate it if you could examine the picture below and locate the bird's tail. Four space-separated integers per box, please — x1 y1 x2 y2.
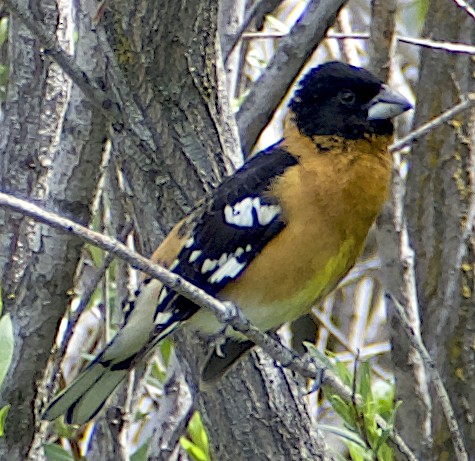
43 279 182 425
42 352 129 425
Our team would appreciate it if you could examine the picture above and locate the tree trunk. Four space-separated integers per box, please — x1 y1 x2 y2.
389 1 475 458
100 1 332 458
0 2 107 459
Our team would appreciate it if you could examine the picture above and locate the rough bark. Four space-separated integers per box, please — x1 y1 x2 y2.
99 0 332 459
0 2 107 459
367 0 396 81
392 1 475 459
0 0 345 458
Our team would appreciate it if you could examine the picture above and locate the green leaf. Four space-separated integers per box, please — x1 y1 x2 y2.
317 424 366 449
149 360 166 384
348 442 372 461
326 394 355 427
43 443 75 461
188 412 209 456
377 441 393 461
303 342 333 369
0 405 10 436
0 17 8 47
373 381 395 418
0 314 14 388
85 243 103 268
53 418 77 439
358 362 372 404
334 359 353 386
160 338 173 367
180 437 209 461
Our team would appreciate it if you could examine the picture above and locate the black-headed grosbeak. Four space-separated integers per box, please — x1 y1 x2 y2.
43 61 411 424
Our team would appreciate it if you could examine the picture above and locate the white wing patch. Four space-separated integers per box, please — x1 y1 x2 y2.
157 287 168 305
252 198 281 226
224 197 281 228
155 311 173 325
201 258 218 274
208 256 246 284
224 198 254 227
218 253 228 267
169 259 179 271
188 250 202 263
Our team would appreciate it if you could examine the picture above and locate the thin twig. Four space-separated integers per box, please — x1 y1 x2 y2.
2 0 120 122
0 191 419 461
242 31 475 54
223 0 263 62
387 294 469 461
0 192 322 381
389 94 475 153
451 0 475 20
3 0 158 158
397 35 475 54
242 31 368 39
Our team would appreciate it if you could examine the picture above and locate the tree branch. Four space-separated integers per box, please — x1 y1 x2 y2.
242 32 475 55
0 191 419 461
451 0 475 20
2 0 120 121
387 294 469 461
3 0 160 158
390 93 475 153
236 0 348 154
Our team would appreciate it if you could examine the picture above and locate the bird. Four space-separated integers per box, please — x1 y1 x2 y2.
43 61 412 425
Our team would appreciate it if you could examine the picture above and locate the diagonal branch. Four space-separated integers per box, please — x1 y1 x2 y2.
236 0 349 154
390 93 475 153
387 294 469 461
3 0 159 156
2 0 119 122
0 191 419 461
451 0 475 20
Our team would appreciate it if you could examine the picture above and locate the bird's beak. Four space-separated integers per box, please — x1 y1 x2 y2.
367 84 412 120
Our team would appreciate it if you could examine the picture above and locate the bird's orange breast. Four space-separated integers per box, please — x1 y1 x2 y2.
215 133 392 334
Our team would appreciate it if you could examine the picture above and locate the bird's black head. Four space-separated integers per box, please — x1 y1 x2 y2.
289 61 411 140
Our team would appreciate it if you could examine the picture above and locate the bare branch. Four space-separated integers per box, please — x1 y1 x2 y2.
387 294 469 461
451 0 475 20
0 191 322 380
223 0 267 61
242 32 475 55
0 191 420 461
2 0 119 121
236 0 348 154
397 35 475 54
390 94 475 153
3 0 160 158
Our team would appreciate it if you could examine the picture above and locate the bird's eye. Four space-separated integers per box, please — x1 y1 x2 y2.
338 90 356 105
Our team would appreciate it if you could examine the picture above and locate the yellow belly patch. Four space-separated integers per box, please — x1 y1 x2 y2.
190 238 358 338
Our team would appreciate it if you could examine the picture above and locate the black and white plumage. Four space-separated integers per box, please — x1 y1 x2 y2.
43 62 411 424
